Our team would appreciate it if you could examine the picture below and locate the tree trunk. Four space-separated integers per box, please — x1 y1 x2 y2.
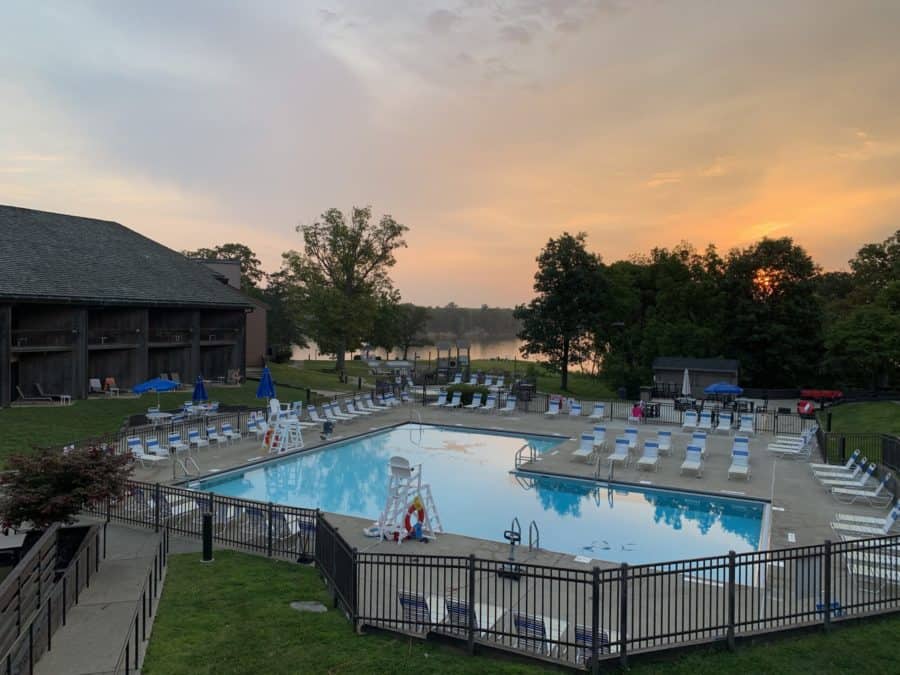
402 344 409 360
561 337 569 391
335 339 346 373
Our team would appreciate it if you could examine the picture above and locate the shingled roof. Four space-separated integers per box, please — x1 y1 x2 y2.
652 357 740 373
0 205 252 308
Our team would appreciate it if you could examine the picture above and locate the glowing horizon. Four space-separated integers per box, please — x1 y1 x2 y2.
2 1 898 306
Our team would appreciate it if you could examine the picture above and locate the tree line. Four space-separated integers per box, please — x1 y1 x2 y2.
515 230 900 392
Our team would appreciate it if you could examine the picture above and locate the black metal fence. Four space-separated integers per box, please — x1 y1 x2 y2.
1 524 102 675
816 431 900 472
114 528 169 675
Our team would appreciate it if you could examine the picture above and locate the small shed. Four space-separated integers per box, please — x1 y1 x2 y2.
652 357 739 399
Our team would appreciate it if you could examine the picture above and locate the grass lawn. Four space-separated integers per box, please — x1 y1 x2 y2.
0 383 262 467
267 361 372 394
468 358 615 400
144 551 900 674
820 401 900 435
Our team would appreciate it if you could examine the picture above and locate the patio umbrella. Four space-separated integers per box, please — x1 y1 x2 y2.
132 377 178 408
681 368 692 397
704 382 743 396
256 367 276 415
192 375 208 402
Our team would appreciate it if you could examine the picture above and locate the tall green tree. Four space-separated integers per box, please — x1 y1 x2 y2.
514 232 606 390
394 304 431 359
183 243 266 291
294 207 408 372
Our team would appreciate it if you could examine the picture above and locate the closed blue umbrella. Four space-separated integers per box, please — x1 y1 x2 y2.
704 382 743 396
192 375 208 402
256 367 276 400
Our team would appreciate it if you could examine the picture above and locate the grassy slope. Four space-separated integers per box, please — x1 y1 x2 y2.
822 401 900 435
144 551 900 675
267 361 371 393
469 358 615 400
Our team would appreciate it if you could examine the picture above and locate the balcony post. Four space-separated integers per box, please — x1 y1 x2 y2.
0 305 10 407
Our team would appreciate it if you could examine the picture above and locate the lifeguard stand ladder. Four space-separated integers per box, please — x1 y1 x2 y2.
264 419 304 454
377 456 444 544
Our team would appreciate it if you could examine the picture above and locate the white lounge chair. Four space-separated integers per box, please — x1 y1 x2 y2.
206 425 224 446
498 396 516 415
834 504 896 526
480 394 497 413
716 412 733 433
848 561 900 589
608 437 630 469
544 399 560 418
697 411 713 431
592 425 606 450
467 375 478 386
728 448 751 480
691 432 707 455
187 428 209 450
321 404 346 423
346 400 372 416
483 376 494 388
337 400 361 418
821 464 876 489
573 433 596 462
464 393 483 410
127 437 167 468
681 446 703 477
738 414 754 435
637 441 660 472
443 391 463 408
589 403 606 421
429 391 448 407
568 401 583 419
332 402 356 420
832 472 893 505
444 597 502 637
624 427 639 450
168 433 189 455
810 449 860 472
513 613 567 656
657 430 672 456
574 624 619 664
815 459 867 483
307 405 326 424
398 591 446 631
221 423 242 442
359 395 383 413
682 410 698 430
832 505 900 535
145 438 165 458
450 373 462 385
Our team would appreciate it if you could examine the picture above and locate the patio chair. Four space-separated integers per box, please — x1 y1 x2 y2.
398 591 446 632
467 375 478 386
589 402 606 421
400 391 412 404
682 410 698 430
33 383 64 402
834 502 896 526
573 433 596 462
429 391 448 407
443 391 463 408
321 404 343 424
206 425 224 446
738 414 754 435
847 561 900 590
832 505 900 535
815 457 867 482
691 432 707 455
168 432 189 456
574 624 616 665
698 410 713 430
145 438 165 457
568 401 583 418
716 411 733 433
624 427 639 450
464 393 483 410
483 376 494 388
221 423 242 443
336 400 360 418
346 400 372 416
637 441 660 472
307 405 326 424
499 396 516 415
15 385 51 402
192 496 240 528
810 448 861 472
127 437 167 468
832 472 893 505
820 463 876 489
657 430 672 456
513 612 567 656
187 428 209 450
608 437 630 469
359 395 383 413
444 597 501 637
680 446 703 477
493 376 505 391
153 492 197 521
450 373 462 385
544 399 561 418
88 378 103 394
479 394 497 413
592 425 607 451
728 448 751 480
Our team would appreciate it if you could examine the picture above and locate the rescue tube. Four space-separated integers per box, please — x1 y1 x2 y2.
404 496 426 534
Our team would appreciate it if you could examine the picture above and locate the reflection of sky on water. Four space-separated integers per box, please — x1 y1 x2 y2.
199 424 764 564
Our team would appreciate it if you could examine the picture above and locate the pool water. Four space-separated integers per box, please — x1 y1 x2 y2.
196 424 766 565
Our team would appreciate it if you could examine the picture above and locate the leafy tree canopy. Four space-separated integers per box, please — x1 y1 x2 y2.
183 243 266 291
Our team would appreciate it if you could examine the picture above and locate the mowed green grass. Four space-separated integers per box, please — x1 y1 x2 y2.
468 358 615 399
821 401 900 435
144 551 900 675
0 383 262 466
267 360 372 393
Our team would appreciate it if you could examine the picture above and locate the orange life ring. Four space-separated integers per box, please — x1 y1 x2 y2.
404 496 426 534
264 429 273 447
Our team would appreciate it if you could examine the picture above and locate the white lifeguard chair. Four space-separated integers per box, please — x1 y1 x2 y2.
376 456 443 544
263 416 304 454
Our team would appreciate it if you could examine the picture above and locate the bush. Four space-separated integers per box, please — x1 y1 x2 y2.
444 384 490 405
0 446 132 529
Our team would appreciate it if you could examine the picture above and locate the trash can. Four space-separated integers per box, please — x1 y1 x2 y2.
517 383 534 402
639 386 652 402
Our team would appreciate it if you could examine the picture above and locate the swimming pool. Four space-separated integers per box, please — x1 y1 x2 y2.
195 424 767 565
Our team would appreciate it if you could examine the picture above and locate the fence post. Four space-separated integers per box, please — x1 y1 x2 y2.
591 567 600 675
618 563 628 667
838 436 846 463
351 547 359 631
826 412 832 432
467 554 476 655
266 502 274 558
154 483 161 533
823 540 832 633
106 494 111 523
727 551 736 651
774 411 779 435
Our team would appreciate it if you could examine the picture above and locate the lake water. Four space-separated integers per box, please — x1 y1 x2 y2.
292 337 525 362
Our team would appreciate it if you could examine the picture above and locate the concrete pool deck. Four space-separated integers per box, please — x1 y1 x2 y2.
130 402 873 567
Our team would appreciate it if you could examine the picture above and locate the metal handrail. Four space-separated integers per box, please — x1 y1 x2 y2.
513 443 535 469
528 520 540 551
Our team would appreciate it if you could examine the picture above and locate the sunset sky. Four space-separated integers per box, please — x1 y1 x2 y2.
2 1 899 306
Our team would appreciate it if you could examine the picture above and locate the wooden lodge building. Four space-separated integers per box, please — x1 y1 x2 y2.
0 205 256 406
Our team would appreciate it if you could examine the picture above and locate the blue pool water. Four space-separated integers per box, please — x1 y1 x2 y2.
196 424 766 565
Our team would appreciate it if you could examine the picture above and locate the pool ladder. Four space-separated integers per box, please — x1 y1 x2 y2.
528 520 540 551
514 443 537 469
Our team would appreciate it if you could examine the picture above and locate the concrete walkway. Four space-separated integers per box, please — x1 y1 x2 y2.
35 522 199 675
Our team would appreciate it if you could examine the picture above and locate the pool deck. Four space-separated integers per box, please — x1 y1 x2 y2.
131 403 874 568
